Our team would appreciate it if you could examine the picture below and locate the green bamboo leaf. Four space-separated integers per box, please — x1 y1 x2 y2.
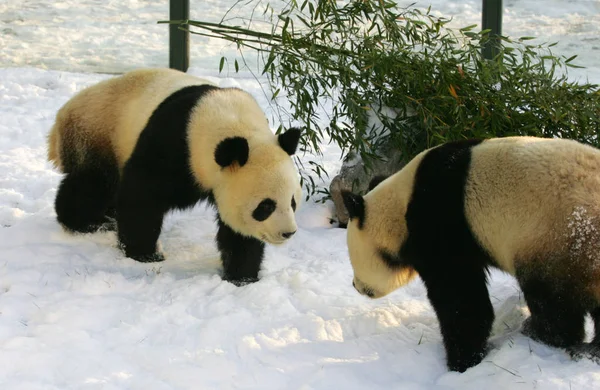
300 0 308 12
565 55 578 63
262 49 276 74
184 1 600 199
459 24 478 32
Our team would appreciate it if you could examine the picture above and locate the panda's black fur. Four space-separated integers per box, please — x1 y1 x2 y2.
343 137 600 372
399 139 496 371
49 69 302 285
113 85 218 262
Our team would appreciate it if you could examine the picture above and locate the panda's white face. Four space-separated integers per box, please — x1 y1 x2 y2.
213 145 301 244
346 212 416 298
343 170 421 298
185 87 303 245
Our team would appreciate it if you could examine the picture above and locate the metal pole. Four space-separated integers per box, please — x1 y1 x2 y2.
482 0 503 60
169 0 190 72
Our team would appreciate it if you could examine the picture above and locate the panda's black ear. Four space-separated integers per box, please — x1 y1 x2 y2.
368 175 389 192
215 137 249 168
341 190 365 228
278 127 301 155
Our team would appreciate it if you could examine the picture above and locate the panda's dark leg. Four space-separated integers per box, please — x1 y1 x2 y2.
216 216 265 286
104 193 118 219
116 169 167 263
586 307 600 360
519 274 586 349
566 307 600 363
419 262 494 373
55 161 119 233
99 200 118 232
592 307 600 345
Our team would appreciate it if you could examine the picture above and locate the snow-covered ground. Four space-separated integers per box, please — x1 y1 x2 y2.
1 1 600 389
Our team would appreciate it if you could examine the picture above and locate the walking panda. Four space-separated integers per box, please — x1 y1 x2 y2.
47 68 302 285
342 137 600 372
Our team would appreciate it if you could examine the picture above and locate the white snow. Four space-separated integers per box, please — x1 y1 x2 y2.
1 0 600 389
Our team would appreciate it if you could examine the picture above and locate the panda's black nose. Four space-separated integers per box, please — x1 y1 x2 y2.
282 231 296 239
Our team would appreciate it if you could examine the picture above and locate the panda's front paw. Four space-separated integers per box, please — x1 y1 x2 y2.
447 350 486 373
127 251 166 263
98 216 117 232
568 343 600 364
522 316 549 344
119 241 165 263
224 276 259 286
522 316 570 348
445 341 491 373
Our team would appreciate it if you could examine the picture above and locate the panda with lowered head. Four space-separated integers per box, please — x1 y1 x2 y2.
342 137 600 372
47 68 302 285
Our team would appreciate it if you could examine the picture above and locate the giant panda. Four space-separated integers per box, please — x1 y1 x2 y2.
47 68 302 285
341 136 600 372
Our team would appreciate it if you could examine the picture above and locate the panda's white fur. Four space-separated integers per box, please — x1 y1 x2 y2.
186 88 301 243
466 137 600 281
342 136 600 372
48 68 211 171
48 68 302 284
346 151 426 296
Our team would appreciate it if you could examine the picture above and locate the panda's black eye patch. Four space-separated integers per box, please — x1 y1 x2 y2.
253 198 277 221
378 249 403 269
291 196 296 211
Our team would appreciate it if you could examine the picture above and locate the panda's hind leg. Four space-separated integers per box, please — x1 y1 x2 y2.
519 272 587 349
569 307 600 363
115 164 167 263
592 307 600 346
55 152 119 233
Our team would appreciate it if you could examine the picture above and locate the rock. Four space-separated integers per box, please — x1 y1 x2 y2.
329 145 406 227
329 104 416 227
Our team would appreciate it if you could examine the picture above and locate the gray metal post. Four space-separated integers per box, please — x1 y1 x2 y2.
482 0 503 60
169 0 190 72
